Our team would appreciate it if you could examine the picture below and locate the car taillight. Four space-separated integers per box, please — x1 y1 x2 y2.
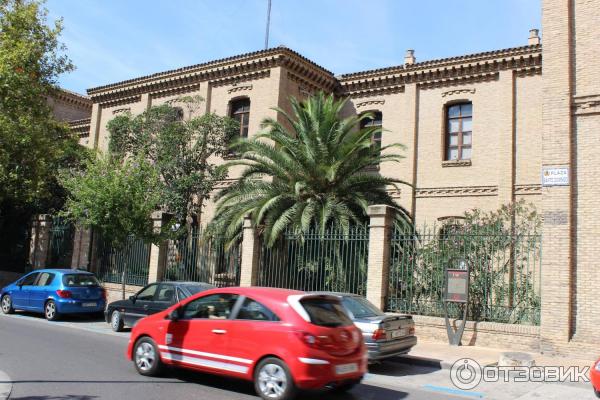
409 326 415 335
295 332 333 349
56 290 72 298
372 328 386 341
101 288 107 300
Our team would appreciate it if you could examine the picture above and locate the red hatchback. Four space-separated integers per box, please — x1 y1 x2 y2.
126 287 367 400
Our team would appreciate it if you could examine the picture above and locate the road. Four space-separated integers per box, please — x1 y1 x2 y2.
0 312 459 400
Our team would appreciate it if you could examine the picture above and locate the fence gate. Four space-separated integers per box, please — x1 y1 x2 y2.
96 235 151 286
47 217 74 268
258 225 369 295
164 228 241 287
387 223 542 325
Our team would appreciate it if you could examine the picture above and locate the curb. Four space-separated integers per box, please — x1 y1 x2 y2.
0 370 12 400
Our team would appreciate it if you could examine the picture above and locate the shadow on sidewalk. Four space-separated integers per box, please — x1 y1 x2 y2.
368 359 441 378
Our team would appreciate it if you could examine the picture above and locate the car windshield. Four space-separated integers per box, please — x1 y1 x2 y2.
300 298 353 327
62 274 100 287
341 296 384 318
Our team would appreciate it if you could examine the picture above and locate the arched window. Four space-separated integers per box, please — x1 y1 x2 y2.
445 102 472 161
230 98 250 138
360 111 383 152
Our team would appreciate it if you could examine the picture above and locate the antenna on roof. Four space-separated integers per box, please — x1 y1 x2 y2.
265 0 272 49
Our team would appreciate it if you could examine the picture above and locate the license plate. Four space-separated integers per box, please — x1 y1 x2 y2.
335 363 358 375
392 329 407 338
82 302 96 307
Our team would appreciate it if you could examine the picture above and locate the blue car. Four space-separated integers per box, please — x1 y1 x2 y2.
1 269 106 321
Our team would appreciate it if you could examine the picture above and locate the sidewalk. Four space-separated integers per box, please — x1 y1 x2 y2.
362 340 597 399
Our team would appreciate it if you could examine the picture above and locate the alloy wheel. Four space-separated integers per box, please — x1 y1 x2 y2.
111 311 120 330
45 302 55 320
1 296 11 313
257 363 287 399
135 342 155 372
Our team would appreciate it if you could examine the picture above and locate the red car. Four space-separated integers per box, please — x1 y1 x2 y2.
126 287 367 400
592 358 600 397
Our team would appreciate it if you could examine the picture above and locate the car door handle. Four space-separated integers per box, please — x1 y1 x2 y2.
211 329 227 334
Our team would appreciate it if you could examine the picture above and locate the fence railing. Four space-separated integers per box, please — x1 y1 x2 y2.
258 225 369 295
387 223 542 325
47 216 74 268
96 235 151 286
164 228 241 287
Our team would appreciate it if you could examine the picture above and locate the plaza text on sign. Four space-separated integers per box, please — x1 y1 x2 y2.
445 269 469 303
542 166 569 187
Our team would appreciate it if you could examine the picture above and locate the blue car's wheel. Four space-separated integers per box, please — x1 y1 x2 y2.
44 300 59 321
1 294 14 314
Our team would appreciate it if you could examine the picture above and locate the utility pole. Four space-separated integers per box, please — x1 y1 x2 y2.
265 0 272 49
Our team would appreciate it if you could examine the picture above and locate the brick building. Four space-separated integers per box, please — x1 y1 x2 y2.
33 0 599 357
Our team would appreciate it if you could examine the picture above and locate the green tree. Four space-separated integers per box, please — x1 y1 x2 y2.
208 92 412 247
0 0 77 212
106 96 237 230
59 155 162 249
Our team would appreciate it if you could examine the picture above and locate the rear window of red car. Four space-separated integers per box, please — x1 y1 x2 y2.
300 298 353 327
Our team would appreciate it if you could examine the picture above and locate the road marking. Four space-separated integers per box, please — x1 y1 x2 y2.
423 384 485 398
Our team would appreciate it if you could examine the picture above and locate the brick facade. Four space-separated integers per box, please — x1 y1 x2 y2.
57 1 599 358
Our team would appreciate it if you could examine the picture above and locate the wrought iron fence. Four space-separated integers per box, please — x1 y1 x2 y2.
258 225 369 295
164 228 241 287
47 216 74 268
387 223 542 325
96 235 151 286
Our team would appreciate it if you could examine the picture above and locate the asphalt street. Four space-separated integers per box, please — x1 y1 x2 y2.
0 312 460 400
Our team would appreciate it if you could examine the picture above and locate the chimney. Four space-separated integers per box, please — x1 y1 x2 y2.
528 29 540 45
404 49 415 66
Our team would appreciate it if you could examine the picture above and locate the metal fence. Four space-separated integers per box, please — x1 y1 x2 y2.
387 223 542 325
164 228 241 287
258 225 369 295
96 235 151 286
47 217 74 268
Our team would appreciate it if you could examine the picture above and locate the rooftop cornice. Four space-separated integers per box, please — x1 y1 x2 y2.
338 44 541 82
339 44 541 96
87 46 337 101
51 88 92 109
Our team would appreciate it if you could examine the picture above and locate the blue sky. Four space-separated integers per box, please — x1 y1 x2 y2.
46 0 541 94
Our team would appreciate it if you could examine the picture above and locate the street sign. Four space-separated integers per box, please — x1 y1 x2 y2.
445 269 469 303
542 166 569 187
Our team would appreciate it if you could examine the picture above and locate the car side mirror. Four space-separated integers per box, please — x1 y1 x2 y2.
167 308 181 321
129 295 137 304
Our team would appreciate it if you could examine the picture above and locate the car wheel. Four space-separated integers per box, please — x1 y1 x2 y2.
44 300 60 321
110 309 124 332
1 294 14 314
595 388 600 398
331 378 362 393
133 337 163 376
254 357 297 400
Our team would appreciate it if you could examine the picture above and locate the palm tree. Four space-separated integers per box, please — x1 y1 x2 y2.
208 92 412 247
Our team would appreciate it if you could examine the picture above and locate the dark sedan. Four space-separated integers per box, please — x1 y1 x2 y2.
105 281 214 331
312 292 417 362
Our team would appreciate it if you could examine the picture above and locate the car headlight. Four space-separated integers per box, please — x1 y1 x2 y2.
595 360 600 372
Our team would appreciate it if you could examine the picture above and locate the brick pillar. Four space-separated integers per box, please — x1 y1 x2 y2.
239 216 260 287
147 211 168 283
497 69 516 207
70 226 93 270
366 205 394 310
29 214 52 270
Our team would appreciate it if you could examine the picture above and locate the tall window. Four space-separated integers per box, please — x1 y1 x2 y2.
445 102 472 161
360 111 383 152
230 98 250 138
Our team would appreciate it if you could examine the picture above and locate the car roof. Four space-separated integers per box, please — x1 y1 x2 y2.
199 286 304 301
162 281 214 287
31 269 93 275
308 291 361 298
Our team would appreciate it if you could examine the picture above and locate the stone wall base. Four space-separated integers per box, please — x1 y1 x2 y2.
103 282 144 306
412 315 541 352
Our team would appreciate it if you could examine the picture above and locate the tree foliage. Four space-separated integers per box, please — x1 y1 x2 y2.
208 92 412 247
0 0 78 213
106 96 237 228
59 155 162 249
